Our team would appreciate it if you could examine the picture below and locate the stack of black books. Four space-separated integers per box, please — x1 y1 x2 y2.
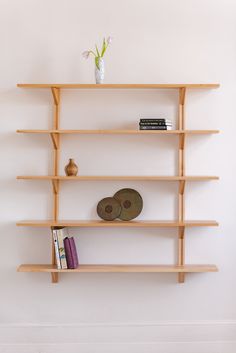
139 118 173 130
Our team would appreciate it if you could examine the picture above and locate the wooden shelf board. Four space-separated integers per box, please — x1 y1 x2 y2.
16 220 219 227
17 83 220 89
17 129 220 135
17 264 218 273
17 175 219 181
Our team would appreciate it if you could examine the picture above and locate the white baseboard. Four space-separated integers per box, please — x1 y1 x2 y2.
0 342 236 353
0 321 235 353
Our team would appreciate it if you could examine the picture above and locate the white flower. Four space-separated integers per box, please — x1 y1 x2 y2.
82 50 90 59
107 36 112 45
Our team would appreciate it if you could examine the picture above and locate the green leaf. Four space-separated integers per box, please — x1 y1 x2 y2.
95 45 100 57
95 57 100 70
101 38 107 57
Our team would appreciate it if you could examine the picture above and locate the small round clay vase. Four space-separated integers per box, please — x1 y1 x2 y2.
65 159 78 176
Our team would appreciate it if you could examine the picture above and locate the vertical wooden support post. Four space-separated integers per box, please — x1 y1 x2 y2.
178 87 186 283
178 226 185 280
51 87 61 283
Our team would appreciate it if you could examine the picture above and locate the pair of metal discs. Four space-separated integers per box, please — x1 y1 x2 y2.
97 188 143 221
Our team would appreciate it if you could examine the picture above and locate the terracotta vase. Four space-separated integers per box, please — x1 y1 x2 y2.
65 159 78 176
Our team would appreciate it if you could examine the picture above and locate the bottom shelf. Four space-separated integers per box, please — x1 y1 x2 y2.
17 264 218 273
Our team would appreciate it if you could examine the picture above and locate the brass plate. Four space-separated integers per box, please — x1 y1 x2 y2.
114 188 143 221
97 197 122 221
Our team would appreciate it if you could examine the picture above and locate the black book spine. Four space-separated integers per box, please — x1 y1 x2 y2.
139 126 169 130
139 122 172 126
140 119 169 122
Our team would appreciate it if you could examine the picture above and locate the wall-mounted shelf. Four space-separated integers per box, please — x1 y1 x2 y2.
17 83 220 89
18 264 218 273
17 83 219 283
17 220 218 227
17 175 219 181
17 129 219 135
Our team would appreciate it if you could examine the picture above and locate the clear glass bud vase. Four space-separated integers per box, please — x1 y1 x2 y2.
95 57 105 84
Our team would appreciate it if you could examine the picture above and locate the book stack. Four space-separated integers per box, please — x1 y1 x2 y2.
139 118 173 130
52 227 79 269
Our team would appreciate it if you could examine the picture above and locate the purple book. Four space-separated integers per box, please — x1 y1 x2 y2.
64 237 79 269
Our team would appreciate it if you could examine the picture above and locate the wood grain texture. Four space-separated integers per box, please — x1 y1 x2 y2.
17 175 219 181
16 220 219 227
17 83 220 89
17 264 218 273
17 129 220 134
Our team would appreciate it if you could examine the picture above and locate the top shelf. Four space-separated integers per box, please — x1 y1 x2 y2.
17 83 220 89
17 129 219 135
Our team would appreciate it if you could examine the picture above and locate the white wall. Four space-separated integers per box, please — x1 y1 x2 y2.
1 0 236 352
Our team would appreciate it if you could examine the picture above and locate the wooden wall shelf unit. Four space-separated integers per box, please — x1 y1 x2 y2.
17 83 220 283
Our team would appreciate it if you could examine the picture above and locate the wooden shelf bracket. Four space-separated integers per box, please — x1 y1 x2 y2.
51 87 60 106
50 133 59 149
52 179 59 194
179 180 185 195
179 87 186 106
178 226 185 283
179 133 185 150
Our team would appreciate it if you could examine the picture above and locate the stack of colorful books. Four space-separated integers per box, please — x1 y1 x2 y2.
139 118 173 130
52 227 79 269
